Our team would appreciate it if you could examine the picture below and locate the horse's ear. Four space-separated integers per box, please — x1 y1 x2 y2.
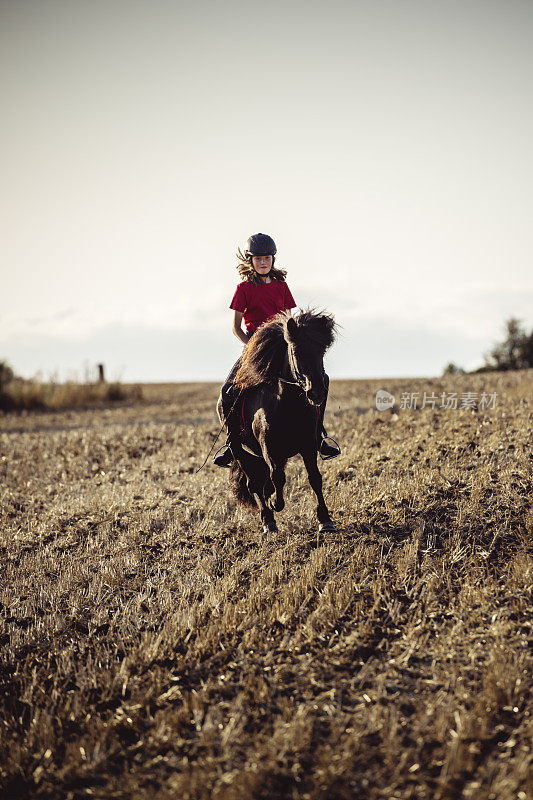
284 316 298 343
319 314 336 339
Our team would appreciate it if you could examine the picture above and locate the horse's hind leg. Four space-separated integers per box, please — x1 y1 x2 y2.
300 446 336 533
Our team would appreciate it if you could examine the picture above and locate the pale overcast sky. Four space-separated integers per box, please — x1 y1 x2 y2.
1 0 532 381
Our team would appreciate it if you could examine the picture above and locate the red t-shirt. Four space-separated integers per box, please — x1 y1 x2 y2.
229 279 297 333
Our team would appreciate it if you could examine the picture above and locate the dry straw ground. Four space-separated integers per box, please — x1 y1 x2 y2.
1 372 532 800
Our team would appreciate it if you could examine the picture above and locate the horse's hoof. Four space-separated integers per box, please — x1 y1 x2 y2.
267 496 285 512
263 523 278 534
318 521 337 533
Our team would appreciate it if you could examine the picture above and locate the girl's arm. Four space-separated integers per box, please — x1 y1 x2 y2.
232 310 249 345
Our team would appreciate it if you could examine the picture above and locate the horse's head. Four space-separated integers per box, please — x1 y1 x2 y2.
283 310 337 406
234 307 337 396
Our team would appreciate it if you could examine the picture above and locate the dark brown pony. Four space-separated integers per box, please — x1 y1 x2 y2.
217 309 338 534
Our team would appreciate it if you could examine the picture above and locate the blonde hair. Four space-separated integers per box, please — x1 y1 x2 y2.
235 247 288 285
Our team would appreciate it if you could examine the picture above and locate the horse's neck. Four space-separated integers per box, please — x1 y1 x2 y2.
279 349 293 383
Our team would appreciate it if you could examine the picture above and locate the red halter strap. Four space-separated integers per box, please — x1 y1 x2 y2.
240 393 246 430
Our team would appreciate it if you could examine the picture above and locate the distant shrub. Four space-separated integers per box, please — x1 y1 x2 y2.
0 363 143 413
0 361 14 390
483 317 533 371
443 362 465 376
106 382 128 402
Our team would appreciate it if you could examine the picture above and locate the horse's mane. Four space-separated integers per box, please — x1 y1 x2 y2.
234 308 337 391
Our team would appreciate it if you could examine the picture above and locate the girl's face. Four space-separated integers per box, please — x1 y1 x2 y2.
252 255 273 276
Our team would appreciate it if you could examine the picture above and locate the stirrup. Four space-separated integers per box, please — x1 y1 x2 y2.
319 435 341 461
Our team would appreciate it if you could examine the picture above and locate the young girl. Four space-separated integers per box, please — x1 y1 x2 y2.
213 233 340 466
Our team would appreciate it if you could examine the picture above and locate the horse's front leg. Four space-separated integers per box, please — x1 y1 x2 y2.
253 411 286 513
236 450 278 534
266 458 286 513
300 445 336 533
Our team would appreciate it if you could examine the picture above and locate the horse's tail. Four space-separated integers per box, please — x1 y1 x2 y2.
229 461 258 510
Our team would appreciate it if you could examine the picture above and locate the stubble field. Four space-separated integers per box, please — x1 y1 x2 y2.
1 371 532 799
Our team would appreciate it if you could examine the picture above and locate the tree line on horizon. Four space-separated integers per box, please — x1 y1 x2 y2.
443 316 533 376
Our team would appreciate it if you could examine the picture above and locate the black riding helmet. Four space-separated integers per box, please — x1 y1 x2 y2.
245 233 277 258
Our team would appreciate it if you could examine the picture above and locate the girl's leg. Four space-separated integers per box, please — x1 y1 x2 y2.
316 373 341 457
220 355 244 422
317 372 330 436
214 355 246 466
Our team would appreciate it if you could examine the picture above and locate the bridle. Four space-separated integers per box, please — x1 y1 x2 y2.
278 376 304 389
278 353 324 401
